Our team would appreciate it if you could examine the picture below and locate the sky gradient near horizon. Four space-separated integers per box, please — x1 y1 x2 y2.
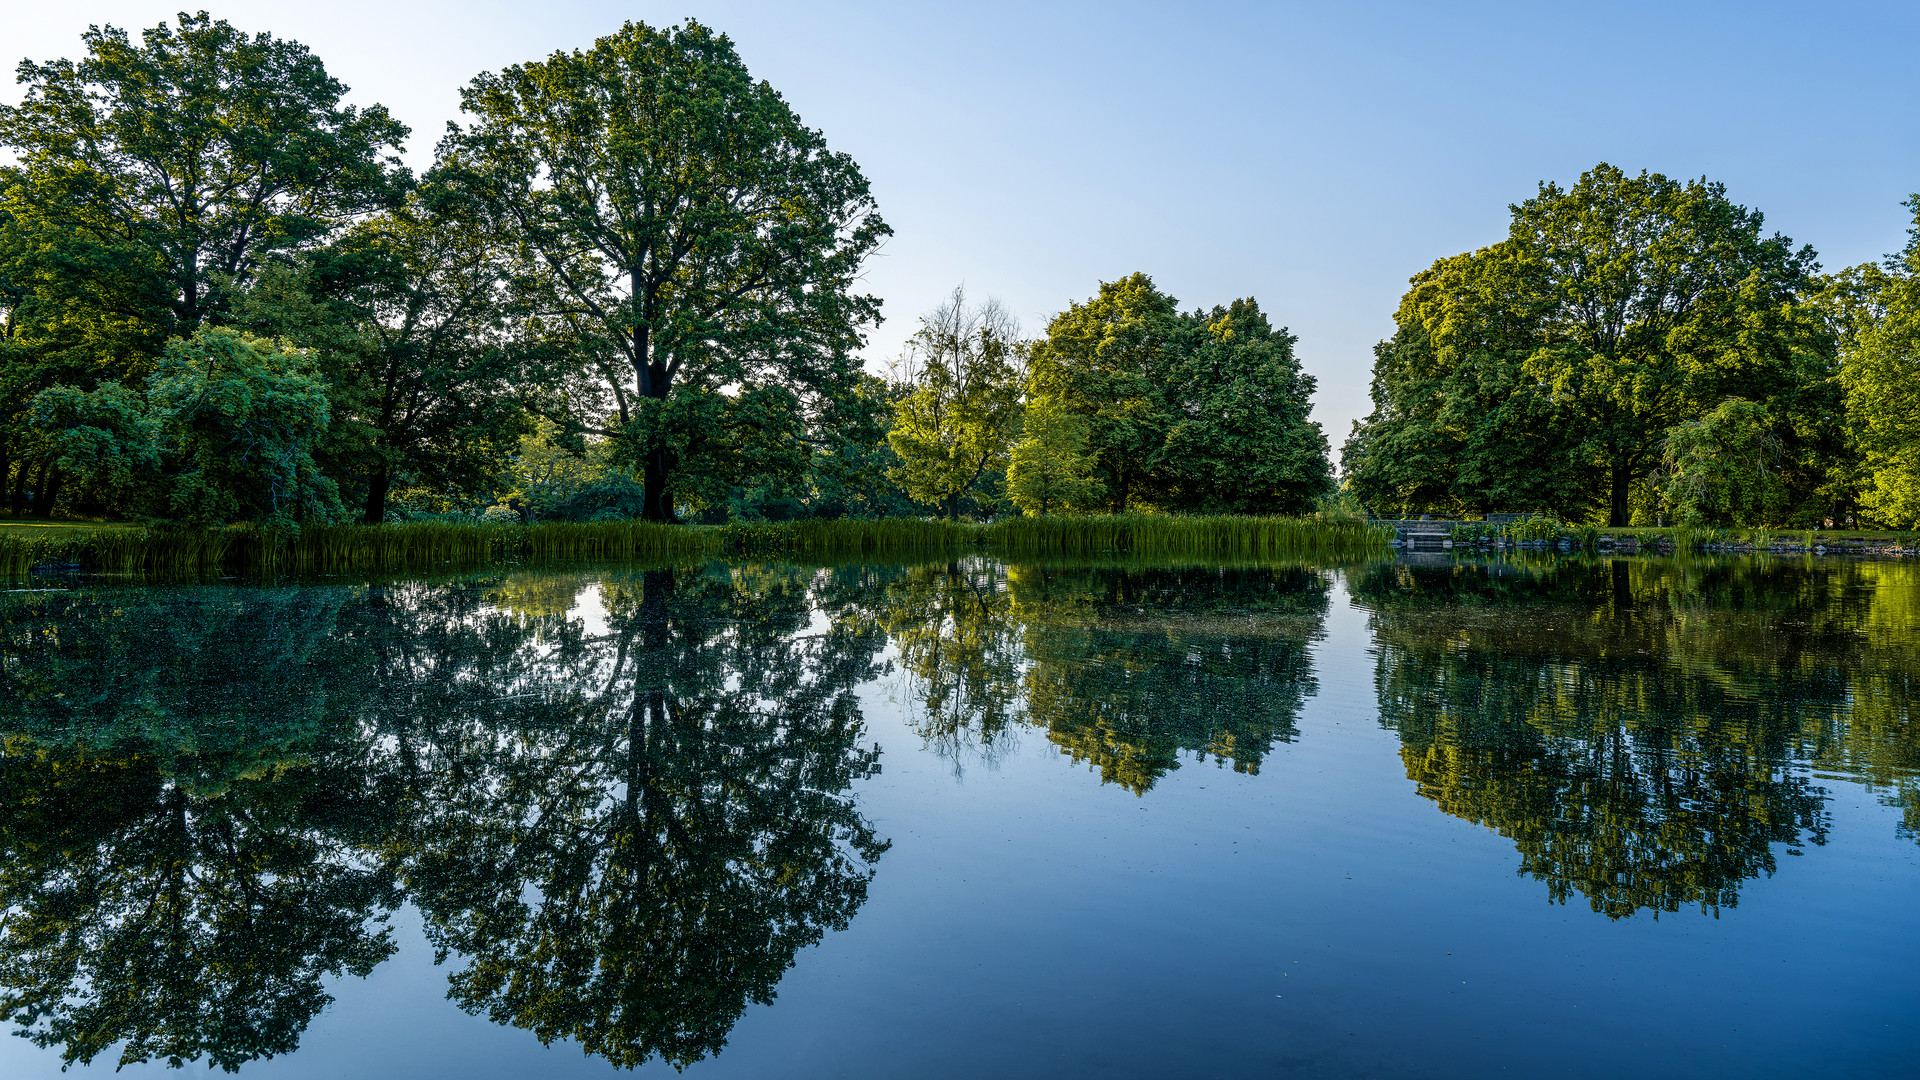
6 0 1917 452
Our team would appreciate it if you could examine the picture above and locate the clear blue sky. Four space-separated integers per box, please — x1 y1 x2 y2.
7 1 1916 446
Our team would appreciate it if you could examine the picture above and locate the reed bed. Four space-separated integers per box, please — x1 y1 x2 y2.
0 528 229 575
981 514 1390 560
0 533 74 576
0 513 1389 578
520 520 718 561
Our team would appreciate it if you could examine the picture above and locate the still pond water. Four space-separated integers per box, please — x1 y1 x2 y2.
0 555 1916 1078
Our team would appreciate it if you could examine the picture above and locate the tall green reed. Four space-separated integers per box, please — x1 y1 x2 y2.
1 513 1390 577
981 514 1389 560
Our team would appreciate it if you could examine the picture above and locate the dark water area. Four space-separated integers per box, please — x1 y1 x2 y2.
0 555 1915 1078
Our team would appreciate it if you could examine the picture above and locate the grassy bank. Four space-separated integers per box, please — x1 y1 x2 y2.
1436 521 1920 557
1 513 1391 577
0 519 139 536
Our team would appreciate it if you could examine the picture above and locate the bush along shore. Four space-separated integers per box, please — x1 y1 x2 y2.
1393 518 1920 558
0 514 1394 577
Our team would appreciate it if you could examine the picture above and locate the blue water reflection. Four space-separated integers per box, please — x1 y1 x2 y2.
0 556 1914 1078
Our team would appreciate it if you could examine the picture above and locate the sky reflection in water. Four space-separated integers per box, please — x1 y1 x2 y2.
0 556 1915 1078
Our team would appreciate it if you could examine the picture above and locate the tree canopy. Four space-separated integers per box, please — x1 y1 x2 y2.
0 12 408 332
440 19 889 522
1832 195 1920 527
1022 274 1332 515
885 287 1023 519
1344 164 1844 527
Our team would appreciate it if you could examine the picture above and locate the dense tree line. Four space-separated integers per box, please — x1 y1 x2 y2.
1341 164 1920 529
0 14 1336 531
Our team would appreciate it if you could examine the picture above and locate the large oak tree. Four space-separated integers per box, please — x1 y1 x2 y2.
0 12 408 333
441 20 889 522
1346 165 1837 526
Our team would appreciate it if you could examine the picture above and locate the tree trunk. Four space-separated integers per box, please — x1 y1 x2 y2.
8 459 28 514
1609 457 1632 528
30 464 61 518
642 446 676 523
363 465 392 525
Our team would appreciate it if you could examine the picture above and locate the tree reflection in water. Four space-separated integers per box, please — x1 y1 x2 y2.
865 558 1330 793
1 555 1914 1069
0 566 890 1071
390 567 890 1070
0 588 401 1071
1354 557 1920 918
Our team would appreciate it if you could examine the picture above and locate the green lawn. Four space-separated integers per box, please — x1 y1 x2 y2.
0 519 140 535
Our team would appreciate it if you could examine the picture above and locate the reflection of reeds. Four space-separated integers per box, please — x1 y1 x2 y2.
715 515 1388 561
1 514 1390 577
715 518 971 558
0 521 710 576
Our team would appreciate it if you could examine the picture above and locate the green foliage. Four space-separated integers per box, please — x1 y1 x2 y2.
0 11 407 524
1658 398 1788 526
797 376 917 520
1832 195 1920 527
885 288 1024 519
1503 514 1568 543
1345 163 1842 527
1028 273 1173 510
1027 274 1332 514
1511 165 1827 526
243 188 539 523
24 383 159 497
442 18 888 521
147 329 343 533
1007 397 1104 515
0 11 408 330
611 383 813 517
498 419 640 522
1342 290 1594 519
1312 488 1371 524
1152 299 1334 513
16 328 341 533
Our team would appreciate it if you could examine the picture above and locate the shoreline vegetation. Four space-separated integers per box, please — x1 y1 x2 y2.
8 14 1917 549
5 513 1915 579
0 514 1392 576
1391 518 1920 558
